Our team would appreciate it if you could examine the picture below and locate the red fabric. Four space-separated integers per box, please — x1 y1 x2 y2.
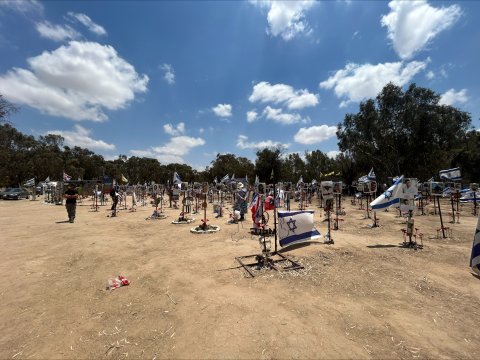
264 195 275 211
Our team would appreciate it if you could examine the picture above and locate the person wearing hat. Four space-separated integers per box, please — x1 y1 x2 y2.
234 182 247 221
64 183 78 223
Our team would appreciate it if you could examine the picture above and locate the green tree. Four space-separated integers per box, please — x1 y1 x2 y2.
337 83 472 182
0 95 18 123
255 147 284 182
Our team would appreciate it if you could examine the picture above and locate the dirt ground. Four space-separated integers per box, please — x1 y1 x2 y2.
1 194 479 359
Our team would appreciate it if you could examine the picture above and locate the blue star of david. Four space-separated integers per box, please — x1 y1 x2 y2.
287 217 297 233
384 191 392 199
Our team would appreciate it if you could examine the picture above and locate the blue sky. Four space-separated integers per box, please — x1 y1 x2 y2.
0 0 478 170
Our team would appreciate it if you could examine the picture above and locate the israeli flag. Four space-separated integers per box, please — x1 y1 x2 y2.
296 176 303 187
370 175 404 211
249 192 258 208
220 174 229 183
24 178 35 187
367 168 376 180
278 210 321 247
173 172 182 184
470 215 480 275
439 168 462 181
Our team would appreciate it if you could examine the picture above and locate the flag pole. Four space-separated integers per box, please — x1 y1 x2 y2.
273 177 278 254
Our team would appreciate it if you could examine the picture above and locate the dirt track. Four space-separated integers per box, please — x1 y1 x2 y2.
1 196 479 359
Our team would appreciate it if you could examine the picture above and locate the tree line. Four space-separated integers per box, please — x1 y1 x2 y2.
0 83 478 188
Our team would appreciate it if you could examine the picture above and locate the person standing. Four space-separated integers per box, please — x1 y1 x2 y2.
110 187 119 213
64 183 78 223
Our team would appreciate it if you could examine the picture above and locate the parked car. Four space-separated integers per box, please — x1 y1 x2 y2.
2 188 30 200
0 188 13 198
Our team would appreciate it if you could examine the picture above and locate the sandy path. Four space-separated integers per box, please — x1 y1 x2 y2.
1 196 479 359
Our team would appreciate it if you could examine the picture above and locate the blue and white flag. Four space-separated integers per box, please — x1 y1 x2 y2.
442 186 453 197
367 168 376 180
24 178 35 187
358 175 368 183
278 210 321 247
296 176 303 187
45 176 50 183
220 174 229 183
63 172 72 182
439 167 461 181
370 175 404 211
249 192 258 208
460 191 480 203
173 171 182 184
470 215 480 275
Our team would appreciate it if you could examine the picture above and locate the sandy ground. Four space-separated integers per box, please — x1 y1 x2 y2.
1 194 479 359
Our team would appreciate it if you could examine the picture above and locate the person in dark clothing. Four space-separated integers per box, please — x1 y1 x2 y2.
110 187 119 212
64 183 78 223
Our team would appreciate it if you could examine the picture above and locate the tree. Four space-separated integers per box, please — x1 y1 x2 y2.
304 150 334 182
0 95 18 123
337 83 472 182
255 147 284 182
208 153 255 183
283 153 305 183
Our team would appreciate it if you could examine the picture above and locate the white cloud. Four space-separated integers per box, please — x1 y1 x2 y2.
67 12 107 36
252 0 315 41
381 0 461 59
160 63 175 85
262 106 302 125
0 0 43 15
439 88 468 106
130 136 205 164
212 103 232 117
326 150 341 159
236 134 288 150
0 41 148 121
47 124 115 151
293 125 337 145
163 122 185 136
249 81 319 110
247 110 258 123
426 70 435 80
320 60 427 107
35 21 80 42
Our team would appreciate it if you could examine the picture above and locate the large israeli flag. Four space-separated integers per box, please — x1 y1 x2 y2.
370 175 404 211
470 215 480 275
439 167 462 181
278 210 321 247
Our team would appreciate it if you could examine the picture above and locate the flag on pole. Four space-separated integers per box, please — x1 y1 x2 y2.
45 176 50 183
470 215 480 275
220 174 229 183
270 169 274 180
121 174 128 183
173 172 182 184
249 192 258 208
296 176 303 187
24 178 35 187
63 172 72 182
254 175 259 186
439 167 461 181
214 176 218 184
254 193 263 225
278 210 321 247
367 168 376 180
370 175 404 211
